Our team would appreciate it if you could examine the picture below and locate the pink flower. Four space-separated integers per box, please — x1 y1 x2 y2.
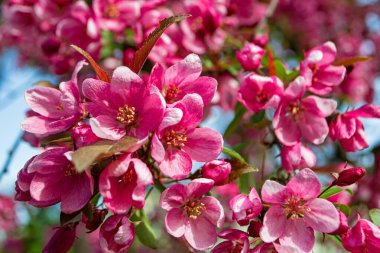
342 219 380 253
236 43 265 71
93 0 140 32
148 54 217 105
281 143 316 172
160 178 224 251
212 229 249 253
229 188 262 226
333 167 366 186
28 147 94 214
22 61 86 136
82 65 165 141
42 224 77 253
329 104 380 152
71 124 100 148
151 94 223 179
273 77 337 146
238 73 284 113
202 159 231 186
99 214 135 253
300 41 346 95
99 154 153 214
260 168 339 252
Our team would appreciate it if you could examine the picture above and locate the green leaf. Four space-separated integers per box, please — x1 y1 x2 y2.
334 203 351 217
132 210 158 249
250 110 265 123
319 186 343 199
222 146 245 162
129 14 190 74
285 70 299 83
369 208 380 227
328 235 343 247
224 103 247 138
72 136 138 172
274 60 287 81
40 132 72 147
238 173 250 194
227 159 258 184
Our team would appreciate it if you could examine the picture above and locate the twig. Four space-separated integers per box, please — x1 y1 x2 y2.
0 131 23 181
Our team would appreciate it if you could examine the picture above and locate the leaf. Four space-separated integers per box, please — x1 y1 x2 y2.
319 186 343 199
72 136 138 172
274 60 287 81
250 110 265 123
369 208 380 227
131 210 158 249
40 132 72 147
334 203 351 217
285 70 299 83
222 147 245 162
224 103 247 138
226 159 258 184
71 44 111 82
129 14 190 74
333 56 372 66
328 235 343 247
238 173 250 194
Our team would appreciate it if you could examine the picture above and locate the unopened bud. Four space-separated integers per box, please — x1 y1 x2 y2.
333 167 366 186
202 159 231 186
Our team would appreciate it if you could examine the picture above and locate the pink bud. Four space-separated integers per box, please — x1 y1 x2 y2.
42 224 77 253
334 167 366 186
202 159 231 186
71 124 100 148
329 211 350 235
236 43 265 71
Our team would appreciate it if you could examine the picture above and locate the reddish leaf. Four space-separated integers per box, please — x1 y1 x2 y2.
333 56 372 66
70 44 111 82
129 14 190 74
266 48 276 76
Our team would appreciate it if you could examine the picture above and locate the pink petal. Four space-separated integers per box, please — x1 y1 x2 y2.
287 168 321 200
160 184 187 211
333 115 357 139
159 149 193 180
279 219 315 253
148 63 164 91
183 128 223 162
346 104 380 118
260 206 287 242
303 96 337 117
158 108 183 132
178 76 217 105
82 78 110 102
165 208 187 237
131 158 153 208
273 105 301 146
261 180 287 204
151 133 165 162
165 53 202 86
30 173 63 202
201 196 224 228
186 178 214 198
184 216 217 250
138 91 165 133
89 116 125 140
314 65 346 86
22 115 78 135
284 77 306 101
304 198 339 233
340 121 369 152
25 87 63 118
174 94 204 129
300 112 329 145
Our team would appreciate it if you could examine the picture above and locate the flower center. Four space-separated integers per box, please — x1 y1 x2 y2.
256 91 269 104
165 86 179 102
283 195 311 220
183 200 206 220
286 102 303 121
118 166 135 185
116 105 138 127
165 129 187 148
105 4 119 18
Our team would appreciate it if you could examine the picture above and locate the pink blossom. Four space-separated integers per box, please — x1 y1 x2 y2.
0 195 17 232
342 219 380 253
329 104 380 152
42 224 77 253
211 229 249 253
229 188 262 226
99 214 135 253
28 147 94 214
202 159 231 186
260 168 339 252
151 94 223 179
148 54 217 105
273 77 337 146
71 124 100 148
300 41 346 95
22 61 86 136
82 65 165 141
238 73 284 113
160 178 224 250
99 154 153 214
236 43 265 71
281 143 316 172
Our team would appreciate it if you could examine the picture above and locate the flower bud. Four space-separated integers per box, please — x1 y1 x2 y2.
42 223 77 253
71 124 100 148
334 167 366 186
202 159 231 185
236 43 265 71
247 220 263 238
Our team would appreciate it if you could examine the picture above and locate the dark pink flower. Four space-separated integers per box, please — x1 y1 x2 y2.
229 188 262 226
99 214 135 253
236 43 265 71
238 73 284 113
22 61 86 136
202 159 231 186
151 94 223 179
148 54 217 105
99 154 153 214
281 143 316 172
300 41 346 95
42 224 77 253
342 219 380 253
260 168 339 252
212 229 249 253
160 178 224 250
28 147 94 214
82 65 165 141
329 104 380 152
273 77 337 146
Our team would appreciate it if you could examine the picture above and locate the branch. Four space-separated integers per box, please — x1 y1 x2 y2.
0 131 23 181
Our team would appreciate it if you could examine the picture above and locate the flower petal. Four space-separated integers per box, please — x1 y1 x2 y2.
184 216 217 250
159 149 193 180
261 180 287 204
201 196 224 228
160 184 187 211
304 198 339 233
165 208 187 237
287 168 321 200
178 76 217 105
165 53 202 86
279 219 315 253
260 206 287 242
